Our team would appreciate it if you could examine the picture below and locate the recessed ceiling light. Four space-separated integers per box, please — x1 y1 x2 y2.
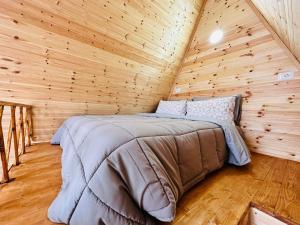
209 29 223 44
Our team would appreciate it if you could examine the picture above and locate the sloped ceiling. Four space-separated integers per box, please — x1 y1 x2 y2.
251 0 300 62
0 0 204 141
169 0 300 161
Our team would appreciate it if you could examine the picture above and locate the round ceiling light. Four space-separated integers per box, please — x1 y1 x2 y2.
209 29 223 44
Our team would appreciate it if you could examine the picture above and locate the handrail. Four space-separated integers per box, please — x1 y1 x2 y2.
0 101 32 108
0 101 33 183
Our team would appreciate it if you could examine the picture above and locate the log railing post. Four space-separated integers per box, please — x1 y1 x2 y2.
26 107 33 146
29 107 33 141
0 105 9 183
25 107 31 146
11 106 19 166
6 120 12 160
19 107 25 154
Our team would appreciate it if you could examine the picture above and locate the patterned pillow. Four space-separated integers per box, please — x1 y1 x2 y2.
156 100 187 116
186 97 236 122
192 94 242 125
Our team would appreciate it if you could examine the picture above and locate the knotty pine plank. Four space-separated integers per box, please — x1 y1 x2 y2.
0 0 203 142
169 0 300 161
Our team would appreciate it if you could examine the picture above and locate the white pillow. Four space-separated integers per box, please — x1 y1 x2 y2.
156 100 187 116
186 96 236 122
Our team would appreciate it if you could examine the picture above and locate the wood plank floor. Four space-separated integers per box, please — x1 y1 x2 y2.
0 143 299 225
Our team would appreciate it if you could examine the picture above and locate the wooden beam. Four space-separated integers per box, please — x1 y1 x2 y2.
11 106 19 166
245 0 300 70
168 0 208 99
0 105 9 183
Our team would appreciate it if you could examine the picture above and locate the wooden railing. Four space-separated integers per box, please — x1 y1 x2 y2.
0 101 33 183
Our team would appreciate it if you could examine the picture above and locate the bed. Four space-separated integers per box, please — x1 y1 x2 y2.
48 112 250 225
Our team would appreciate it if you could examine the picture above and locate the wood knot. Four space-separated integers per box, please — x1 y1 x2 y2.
245 90 252 97
240 53 254 57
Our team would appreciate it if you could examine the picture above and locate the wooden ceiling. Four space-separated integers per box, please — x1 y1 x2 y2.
251 0 300 62
0 0 204 141
169 0 300 161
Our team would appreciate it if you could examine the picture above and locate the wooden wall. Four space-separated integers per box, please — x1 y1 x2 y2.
252 0 300 62
169 0 300 161
0 0 203 142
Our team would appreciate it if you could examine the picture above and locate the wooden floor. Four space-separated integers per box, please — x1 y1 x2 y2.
0 144 299 225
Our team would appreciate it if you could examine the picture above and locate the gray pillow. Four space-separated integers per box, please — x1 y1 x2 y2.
155 100 187 116
192 95 242 125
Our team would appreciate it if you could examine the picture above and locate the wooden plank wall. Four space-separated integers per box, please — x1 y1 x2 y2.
0 0 203 142
252 0 300 62
169 0 300 161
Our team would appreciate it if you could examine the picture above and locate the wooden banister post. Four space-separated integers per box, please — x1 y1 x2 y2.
11 106 19 166
0 105 9 183
29 107 33 141
6 120 12 160
19 107 25 154
25 107 31 146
